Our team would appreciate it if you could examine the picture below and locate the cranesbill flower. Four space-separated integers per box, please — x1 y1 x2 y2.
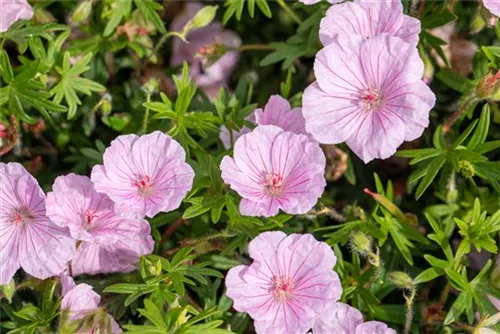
61 276 121 333
300 0 343 5
0 163 76 285
171 2 241 98
303 35 435 163
484 0 500 17
225 232 342 334
319 0 420 47
46 174 153 276
91 131 195 218
255 95 311 138
314 302 396 334
0 0 33 33
220 125 326 217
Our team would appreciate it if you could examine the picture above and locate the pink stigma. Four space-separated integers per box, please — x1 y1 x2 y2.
273 276 294 301
11 207 33 225
84 210 97 226
361 88 381 111
263 173 284 196
134 175 154 196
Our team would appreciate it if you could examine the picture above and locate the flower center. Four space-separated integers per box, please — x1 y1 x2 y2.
361 88 382 111
273 276 294 301
83 210 98 230
263 173 284 196
11 207 33 225
134 175 154 197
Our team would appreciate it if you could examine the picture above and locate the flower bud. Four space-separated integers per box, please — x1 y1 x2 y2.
141 78 160 95
388 271 413 290
458 160 475 179
72 0 93 24
350 231 372 256
100 93 113 116
476 70 500 100
187 5 218 31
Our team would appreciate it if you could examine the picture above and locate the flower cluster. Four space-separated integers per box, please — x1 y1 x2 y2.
302 0 435 163
0 131 194 331
225 231 397 334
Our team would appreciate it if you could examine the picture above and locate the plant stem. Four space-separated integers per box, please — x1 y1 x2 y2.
230 44 275 52
142 91 151 134
276 0 303 25
404 285 416 334
442 97 476 133
153 31 185 56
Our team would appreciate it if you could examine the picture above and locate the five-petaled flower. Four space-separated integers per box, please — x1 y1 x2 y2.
220 125 326 217
303 34 435 163
0 163 76 285
46 174 154 276
226 232 342 334
91 131 195 218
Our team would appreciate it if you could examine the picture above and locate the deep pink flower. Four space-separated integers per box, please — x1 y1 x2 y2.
319 0 420 47
220 95 311 149
0 0 33 33
61 276 122 333
314 302 396 334
46 174 153 276
0 163 76 285
225 232 342 334
171 2 241 98
91 131 195 218
303 34 435 163
484 0 500 17
220 125 326 217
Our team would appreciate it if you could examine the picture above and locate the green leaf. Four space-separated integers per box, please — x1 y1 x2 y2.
0 50 14 84
103 0 132 37
415 155 447 199
452 119 478 149
444 291 472 325
414 267 444 285
134 0 166 33
421 9 458 29
435 69 474 93
467 104 491 150
138 299 167 330
183 204 211 219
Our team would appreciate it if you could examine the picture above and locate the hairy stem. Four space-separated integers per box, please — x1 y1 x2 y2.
142 90 151 134
404 285 416 334
442 97 476 133
276 0 303 24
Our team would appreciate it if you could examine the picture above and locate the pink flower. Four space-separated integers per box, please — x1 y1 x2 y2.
484 0 500 17
91 131 195 218
314 302 396 334
46 174 154 276
170 2 241 98
319 0 420 47
225 232 342 334
219 95 310 149
254 95 311 138
61 276 121 333
303 34 435 163
219 112 256 150
0 0 33 33
220 125 326 217
300 0 344 5
0 163 76 285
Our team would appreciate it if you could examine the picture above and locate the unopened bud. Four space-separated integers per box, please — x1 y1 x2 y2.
141 78 160 95
99 94 112 116
388 271 413 290
140 256 162 279
476 70 500 100
350 231 372 256
72 0 93 24
458 160 475 179
187 5 218 31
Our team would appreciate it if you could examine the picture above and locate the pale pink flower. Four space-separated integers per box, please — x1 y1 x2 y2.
0 0 33 33
0 163 76 285
91 131 195 218
171 2 241 98
300 0 344 5
61 276 121 333
484 0 500 17
46 174 154 276
303 34 435 163
220 125 326 217
219 112 256 150
319 0 420 47
220 95 311 149
225 232 342 334
254 95 311 138
314 302 396 334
